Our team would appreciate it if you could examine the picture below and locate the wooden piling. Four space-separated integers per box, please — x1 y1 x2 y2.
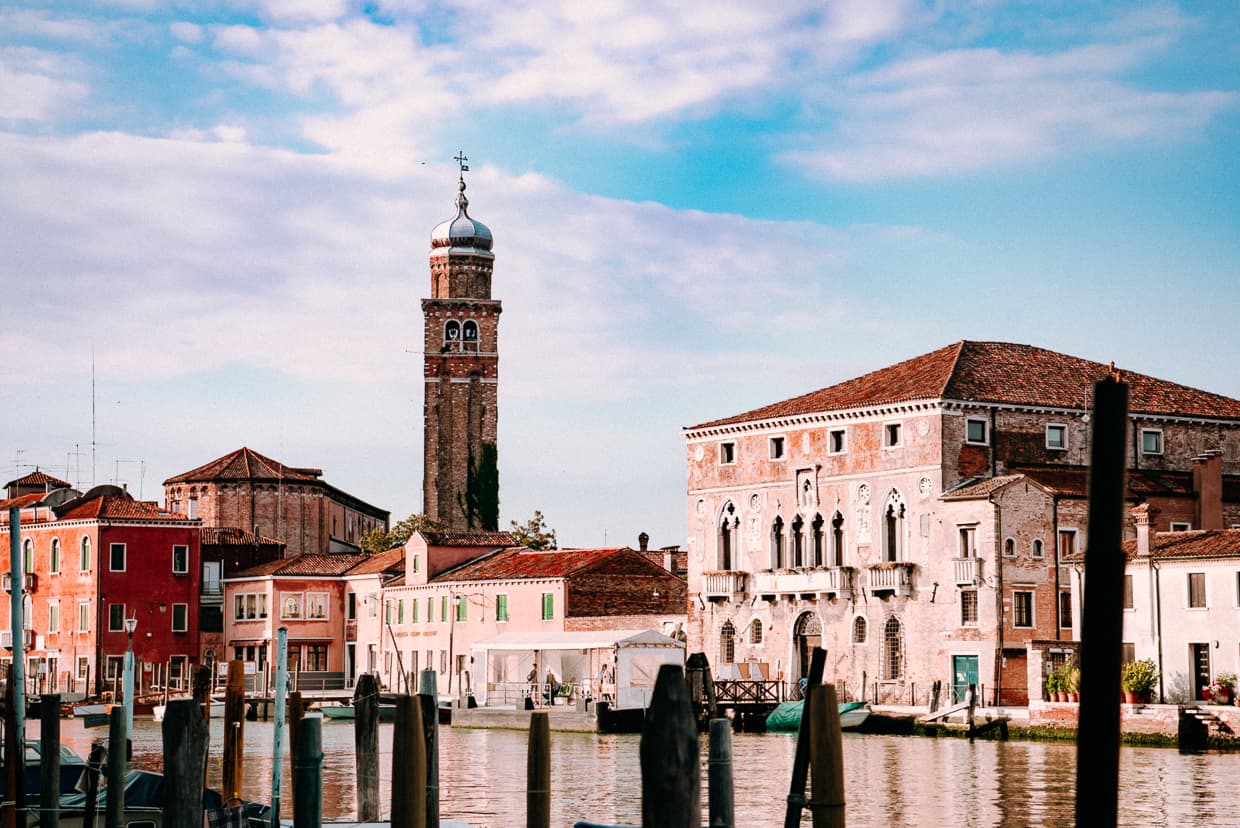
708 718 734 828
640 664 698 828
222 660 246 804
105 707 127 828
807 684 845 828
526 712 550 828
81 742 105 828
966 684 977 741
418 676 440 828
293 715 322 828
929 680 941 714
3 664 27 828
391 695 426 828
192 665 212 719
162 699 209 828
354 673 380 821
1074 376 1130 828
39 694 61 828
783 647 826 828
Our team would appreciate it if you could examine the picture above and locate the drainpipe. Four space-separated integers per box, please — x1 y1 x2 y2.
1152 560 1165 703
1052 496 1061 641
991 497 1004 708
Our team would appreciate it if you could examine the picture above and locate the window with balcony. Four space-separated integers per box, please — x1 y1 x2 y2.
830 512 845 567
791 516 805 567
882 491 906 562
810 514 824 567
958 525 977 558
718 501 738 570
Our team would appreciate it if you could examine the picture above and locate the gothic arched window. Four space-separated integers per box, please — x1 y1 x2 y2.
720 621 736 665
771 516 786 569
882 490 906 563
811 514 824 567
831 512 845 567
718 501 738 570
791 515 805 567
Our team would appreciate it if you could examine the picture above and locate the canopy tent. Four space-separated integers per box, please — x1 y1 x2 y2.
470 629 685 709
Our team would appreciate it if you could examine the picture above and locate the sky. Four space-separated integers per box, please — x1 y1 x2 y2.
2 1 1238 550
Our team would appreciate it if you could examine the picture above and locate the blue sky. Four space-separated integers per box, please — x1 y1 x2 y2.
2 0 1238 548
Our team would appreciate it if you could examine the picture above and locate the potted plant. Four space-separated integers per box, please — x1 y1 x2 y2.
1061 663 1080 703
1045 670 1062 702
1121 658 1159 704
1206 672 1236 705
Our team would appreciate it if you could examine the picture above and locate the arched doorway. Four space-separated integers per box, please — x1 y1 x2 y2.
793 611 822 685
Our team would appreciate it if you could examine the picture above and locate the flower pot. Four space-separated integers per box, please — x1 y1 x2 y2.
1067 692 1079 703
1122 690 1138 704
1055 692 1067 703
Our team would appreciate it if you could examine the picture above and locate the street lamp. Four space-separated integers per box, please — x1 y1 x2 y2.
123 616 137 733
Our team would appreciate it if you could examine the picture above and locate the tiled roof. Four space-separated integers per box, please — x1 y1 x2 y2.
164 447 323 485
345 547 406 576
0 493 47 511
4 470 71 490
691 341 1240 429
436 547 630 582
1011 466 1240 501
228 553 368 579
57 495 188 521
1121 529 1240 561
420 530 516 547
201 526 285 547
941 475 1025 500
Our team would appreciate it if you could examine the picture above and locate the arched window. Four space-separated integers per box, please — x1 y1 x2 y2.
851 615 868 644
749 618 763 645
719 621 736 665
80 537 91 571
718 501 738 570
443 320 461 348
462 320 479 350
771 517 785 569
811 514 825 567
22 539 34 574
1004 538 1015 557
831 512 845 567
791 515 805 567
50 538 61 573
882 490 906 562
883 616 904 679
1032 539 1044 558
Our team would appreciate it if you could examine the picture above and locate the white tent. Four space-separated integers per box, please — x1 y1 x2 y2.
470 629 685 709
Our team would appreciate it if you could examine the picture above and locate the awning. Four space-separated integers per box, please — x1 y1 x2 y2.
471 629 684 653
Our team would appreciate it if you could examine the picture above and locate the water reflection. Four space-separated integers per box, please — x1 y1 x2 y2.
46 718 1240 826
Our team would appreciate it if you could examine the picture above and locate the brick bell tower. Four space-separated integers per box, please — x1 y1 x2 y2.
422 152 501 531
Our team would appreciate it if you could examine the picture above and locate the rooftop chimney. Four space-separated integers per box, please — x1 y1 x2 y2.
1134 502 1156 557
638 531 649 552
1192 450 1224 532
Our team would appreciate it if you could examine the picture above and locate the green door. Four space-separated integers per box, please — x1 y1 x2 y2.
953 655 979 703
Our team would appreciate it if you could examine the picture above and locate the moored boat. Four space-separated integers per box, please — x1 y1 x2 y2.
320 702 398 722
764 699 870 733
152 699 225 721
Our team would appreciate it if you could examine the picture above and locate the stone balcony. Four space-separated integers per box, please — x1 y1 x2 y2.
751 566 856 601
866 562 916 598
952 556 983 587
702 570 747 601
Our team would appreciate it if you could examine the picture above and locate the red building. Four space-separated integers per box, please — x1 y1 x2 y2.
0 484 201 698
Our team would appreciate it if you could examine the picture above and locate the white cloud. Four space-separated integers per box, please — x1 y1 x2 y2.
0 48 88 122
170 21 204 44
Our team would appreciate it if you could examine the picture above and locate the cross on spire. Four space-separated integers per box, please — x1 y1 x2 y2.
454 150 469 175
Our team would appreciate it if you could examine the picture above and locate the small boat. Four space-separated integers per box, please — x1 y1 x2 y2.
0 741 89 799
764 700 871 733
320 702 398 722
152 699 225 721
71 703 115 729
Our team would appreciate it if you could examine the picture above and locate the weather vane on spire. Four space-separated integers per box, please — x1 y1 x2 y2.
454 150 469 176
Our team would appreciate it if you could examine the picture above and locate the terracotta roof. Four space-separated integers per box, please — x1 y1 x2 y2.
0 493 47 511
228 553 368 579
690 341 1240 429
420 530 516 547
57 495 188 522
345 547 406 576
164 447 323 485
4 470 71 490
201 527 285 547
941 475 1025 500
1120 529 1240 561
436 546 631 582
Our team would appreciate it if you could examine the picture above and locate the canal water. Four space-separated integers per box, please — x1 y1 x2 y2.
50 717 1240 826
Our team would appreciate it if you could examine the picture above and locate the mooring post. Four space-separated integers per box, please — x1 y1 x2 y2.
293 714 322 828
641 664 698 828
392 695 427 828
418 669 440 828
1074 376 1129 828
966 683 977 741
270 628 290 828
929 680 941 714
807 684 845 828
105 707 127 828
162 699 209 828
783 647 826 828
708 718 735 828
526 711 550 828
222 660 246 804
354 673 381 821
288 691 305 807
39 693 61 828
82 741 105 828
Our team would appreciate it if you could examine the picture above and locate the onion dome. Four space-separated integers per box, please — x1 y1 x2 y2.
430 177 493 258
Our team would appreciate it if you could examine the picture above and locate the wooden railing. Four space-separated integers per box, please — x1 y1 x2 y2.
713 679 785 706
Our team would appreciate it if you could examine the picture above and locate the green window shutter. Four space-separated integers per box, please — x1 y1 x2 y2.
385 600 393 624
456 597 467 622
412 600 419 623
441 595 448 623
398 600 405 624
496 594 508 622
541 592 554 620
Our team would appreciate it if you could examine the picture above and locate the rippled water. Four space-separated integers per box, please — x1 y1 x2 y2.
49 716 1240 826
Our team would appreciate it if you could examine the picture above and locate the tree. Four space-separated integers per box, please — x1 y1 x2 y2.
458 441 499 531
358 513 442 556
510 510 557 550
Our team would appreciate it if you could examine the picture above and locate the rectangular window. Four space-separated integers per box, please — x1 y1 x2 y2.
77 656 89 680
385 600 393 624
1046 424 1067 450
884 422 902 448
171 545 189 574
496 594 509 622
1188 572 1206 608
1123 574 1134 609
1057 530 1077 559
769 436 785 460
106 656 123 681
187 498 199 519
411 599 419 623
1170 522 1192 532
234 593 268 621
1141 428 1163 455
828 429 846 454
1013 591 1034 628
412 554 421 574
108 603 125 632
719 442 736 465
965 418 988 445
50 542 61 574
541 592 554 621
397 600 405 624
960 589 978 626
1058 591 1072 629
281 593 304 620
455 596 468 622
958 525 977 558
171 603 188 632
426 597 433 622
47 601 59 634
78 601 90 633
441 595 448 623
439 650 448 674
80 539 90 572
305 592 329 620
305 645 328 672
347 593 356 620
109 543 126 572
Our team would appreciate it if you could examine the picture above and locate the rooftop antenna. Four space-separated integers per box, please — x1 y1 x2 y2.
91 346 97 488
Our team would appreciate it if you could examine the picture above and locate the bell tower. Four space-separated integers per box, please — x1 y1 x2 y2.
422 153 500 531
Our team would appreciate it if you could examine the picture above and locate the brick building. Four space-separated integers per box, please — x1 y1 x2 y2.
422 166 501 531
684 340 1240 706
163 446 389 557
0 484 201 697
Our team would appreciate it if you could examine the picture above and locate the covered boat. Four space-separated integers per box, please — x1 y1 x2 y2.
765 699 870 732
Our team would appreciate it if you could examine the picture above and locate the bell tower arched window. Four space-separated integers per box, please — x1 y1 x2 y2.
770 516 785 569
462 320 479 351
882 490 906 563
443 320 461 350
718 501 738 570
